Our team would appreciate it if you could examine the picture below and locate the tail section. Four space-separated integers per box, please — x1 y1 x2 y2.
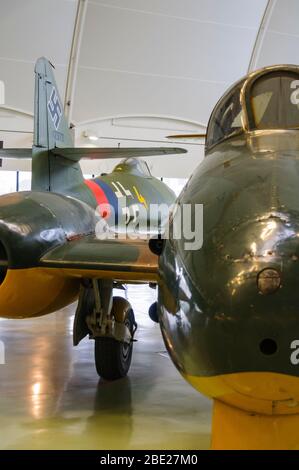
0 56 186 195
34 57 73 150
32 57 83 192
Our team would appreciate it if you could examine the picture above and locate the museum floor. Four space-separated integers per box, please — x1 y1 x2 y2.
0 285 211 450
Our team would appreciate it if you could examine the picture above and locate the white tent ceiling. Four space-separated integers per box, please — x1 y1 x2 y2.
0 0 298 176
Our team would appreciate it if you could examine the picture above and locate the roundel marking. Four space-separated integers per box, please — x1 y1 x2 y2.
84 179 110 218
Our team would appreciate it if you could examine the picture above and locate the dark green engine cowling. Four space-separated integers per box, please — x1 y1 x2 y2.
0 191 97 319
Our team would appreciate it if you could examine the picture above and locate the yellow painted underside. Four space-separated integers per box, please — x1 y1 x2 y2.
212 399 299 450
0 268 80 319
184 372 299 449
42 266 158 283
0 263 157 319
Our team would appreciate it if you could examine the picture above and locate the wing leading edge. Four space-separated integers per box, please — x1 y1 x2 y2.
51 147 187 161
40 235 158 283
0 149 32 158
0 147 186 161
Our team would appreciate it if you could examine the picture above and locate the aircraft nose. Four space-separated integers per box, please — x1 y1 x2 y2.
159 208 299 413
175 212 299 373
158 211 299 413
206 213 299 367
199 235 299 408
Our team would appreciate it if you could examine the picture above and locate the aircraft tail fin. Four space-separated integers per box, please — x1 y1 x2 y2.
0 57 186 195
34 57 73 150
32 57 83 192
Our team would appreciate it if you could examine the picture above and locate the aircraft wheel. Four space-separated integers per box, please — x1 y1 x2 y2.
94 307 136 380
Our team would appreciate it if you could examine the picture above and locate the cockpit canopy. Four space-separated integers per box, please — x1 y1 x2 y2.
206 65 299 150
113 157 152 177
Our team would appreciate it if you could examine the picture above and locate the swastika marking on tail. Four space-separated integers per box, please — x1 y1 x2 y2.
48 87 62 130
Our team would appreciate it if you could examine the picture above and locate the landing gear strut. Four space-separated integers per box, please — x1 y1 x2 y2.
73 279 137 380
95 304 136 380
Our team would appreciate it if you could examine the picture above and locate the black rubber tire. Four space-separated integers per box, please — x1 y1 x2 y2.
94 310 135 380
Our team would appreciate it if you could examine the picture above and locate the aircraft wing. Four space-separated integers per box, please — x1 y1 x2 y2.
167 134 206 139
39 235 158 283
50 147 186 161
0 149 32 158
0 147 186 161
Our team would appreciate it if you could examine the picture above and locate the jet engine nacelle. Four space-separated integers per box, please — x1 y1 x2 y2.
0 191 97 319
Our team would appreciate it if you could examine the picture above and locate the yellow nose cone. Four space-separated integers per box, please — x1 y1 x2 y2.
211 399 299 450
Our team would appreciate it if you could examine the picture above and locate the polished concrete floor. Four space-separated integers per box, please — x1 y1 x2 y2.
0 285 211 450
